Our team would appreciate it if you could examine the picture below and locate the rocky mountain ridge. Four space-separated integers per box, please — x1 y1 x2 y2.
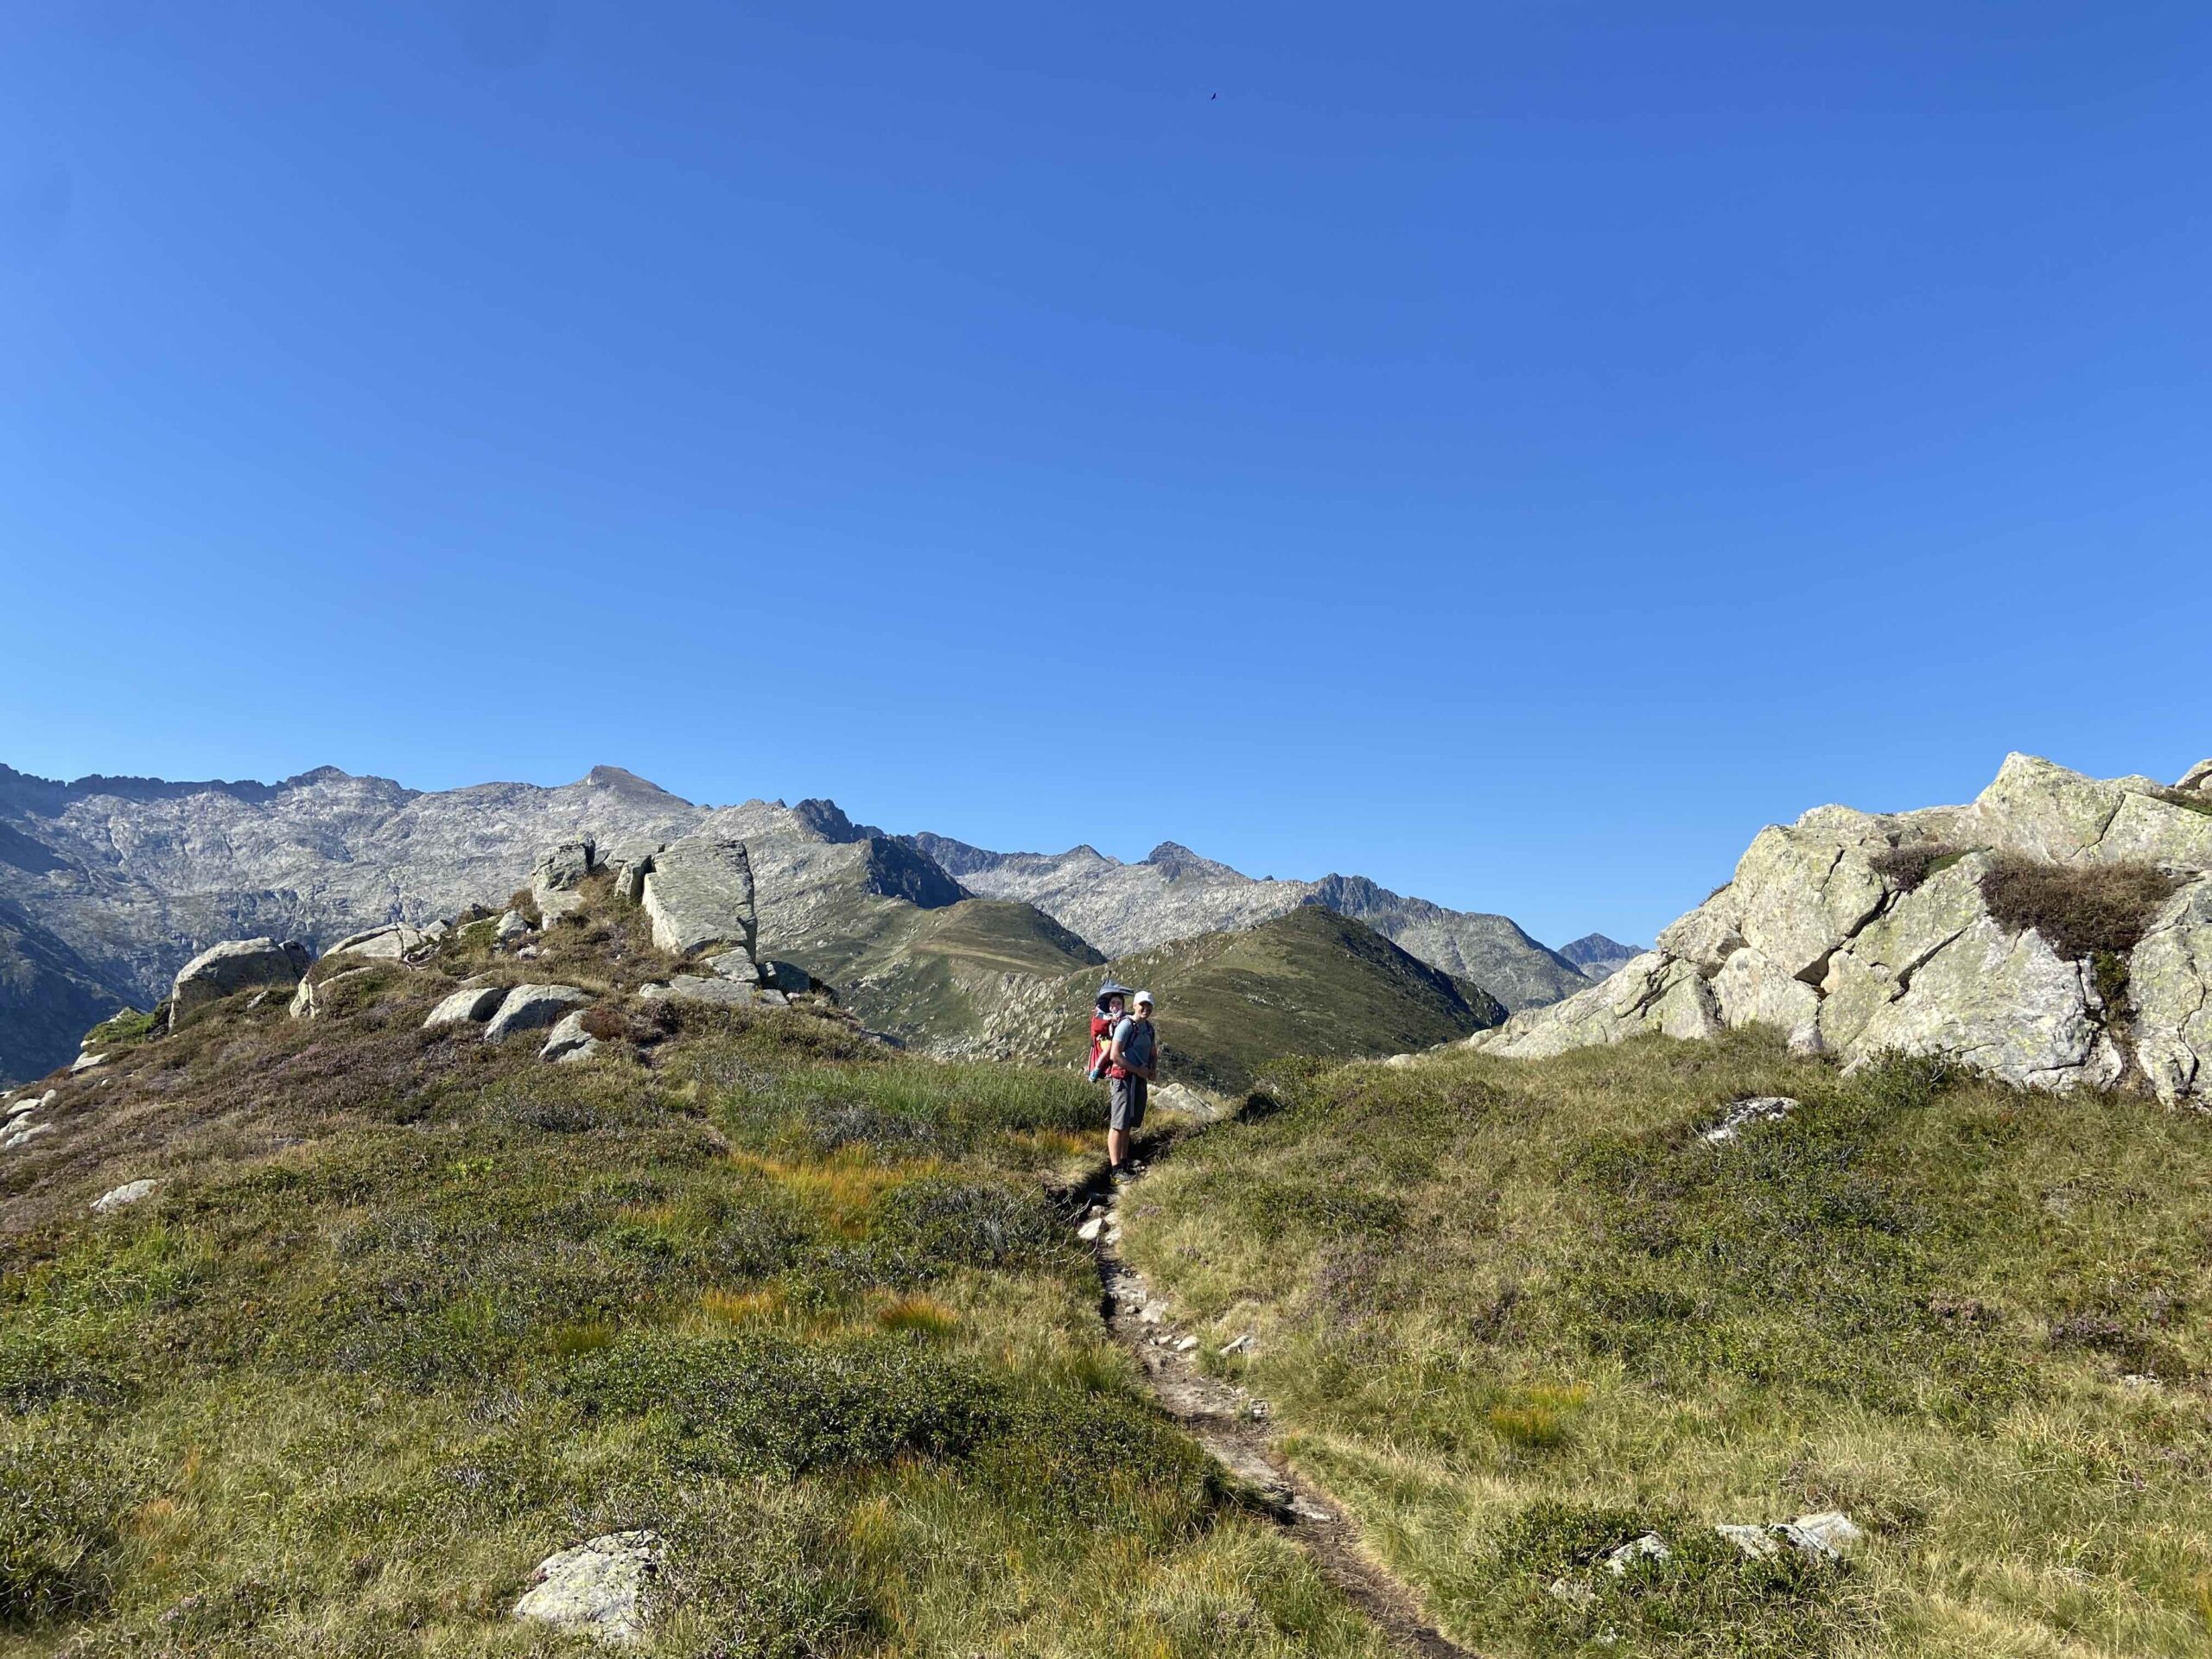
1478 753 2212 1103
0 762 1593 1083
906 832 1592 1014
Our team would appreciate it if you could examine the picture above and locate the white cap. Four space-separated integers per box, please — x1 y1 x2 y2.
1134 989 1154 1007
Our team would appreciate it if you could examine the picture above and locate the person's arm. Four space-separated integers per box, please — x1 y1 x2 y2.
1109 1025 1129 1071
1141 1026 1157 1080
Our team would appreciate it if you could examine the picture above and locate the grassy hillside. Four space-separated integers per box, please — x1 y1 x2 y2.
0 887 1385 1657
1122 1031 2212 1657
1032 907 1506 1092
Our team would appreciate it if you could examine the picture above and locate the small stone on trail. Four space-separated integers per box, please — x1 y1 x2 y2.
92 1179 157 1215
1222 1332 1254 1355
1077 1217 1104 1242
1173 1335 1199 1353
512 1529 662 1643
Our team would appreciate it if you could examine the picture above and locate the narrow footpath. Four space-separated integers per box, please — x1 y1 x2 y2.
1068 1149 1475 1659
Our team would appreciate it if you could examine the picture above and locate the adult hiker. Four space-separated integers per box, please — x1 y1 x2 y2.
1106 989 1157 1179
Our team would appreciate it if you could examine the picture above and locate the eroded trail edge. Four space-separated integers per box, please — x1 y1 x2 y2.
1070 1159 1475 1659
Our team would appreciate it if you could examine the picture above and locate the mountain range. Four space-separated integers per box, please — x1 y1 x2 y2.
0 762 1596 1083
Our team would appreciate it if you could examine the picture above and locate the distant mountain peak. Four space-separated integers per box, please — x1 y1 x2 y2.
1143 842 1243 881
579 765 688 801
790 798 886 844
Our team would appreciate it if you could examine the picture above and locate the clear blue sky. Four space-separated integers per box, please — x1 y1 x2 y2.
4 3 2208 950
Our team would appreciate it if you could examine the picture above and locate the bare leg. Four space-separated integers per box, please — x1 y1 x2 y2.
1107 1127 1127 1169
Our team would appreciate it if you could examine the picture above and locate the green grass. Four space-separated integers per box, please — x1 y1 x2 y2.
1122 1030 2212 1657
0 889 1388 1657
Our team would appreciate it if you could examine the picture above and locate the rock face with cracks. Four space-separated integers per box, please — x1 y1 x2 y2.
1478 753 2212 1101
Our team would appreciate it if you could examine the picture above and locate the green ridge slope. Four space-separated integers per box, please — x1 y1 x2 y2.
1030 906 1506 1091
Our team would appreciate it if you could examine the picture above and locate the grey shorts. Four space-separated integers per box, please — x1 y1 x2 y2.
1109 1074 1147 1131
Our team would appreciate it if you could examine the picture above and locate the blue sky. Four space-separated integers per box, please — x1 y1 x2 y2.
3 3 2208 950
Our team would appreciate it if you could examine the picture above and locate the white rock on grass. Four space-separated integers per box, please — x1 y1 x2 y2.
424 986 509 1030
495 910 531 946
481 985 591 1043
512 1529 662 1643
540 1010 601 1065
1716 1510 1866 1561
92 1179 157 1215
1604 1534 1672 1574
1702 1096 1800 1145
1077 1216 1105 1243
71 1052 107 1073
2 1121 55 1153
6 1091 55 1122
323 923 432 961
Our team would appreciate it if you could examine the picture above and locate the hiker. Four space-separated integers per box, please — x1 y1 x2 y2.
1106 990 1156 1178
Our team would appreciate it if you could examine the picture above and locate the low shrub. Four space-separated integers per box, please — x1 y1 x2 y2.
1868 842 1969 893
563 1331 1001 1475
1979 856 2181 961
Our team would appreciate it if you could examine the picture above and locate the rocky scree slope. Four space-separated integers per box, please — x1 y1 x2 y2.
1478 753 2212 1101
909 833 1591 1013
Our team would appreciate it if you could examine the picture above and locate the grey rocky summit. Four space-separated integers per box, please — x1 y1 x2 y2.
906 833 1592 1012
1477 753 2212 1102
1559 932 1645 982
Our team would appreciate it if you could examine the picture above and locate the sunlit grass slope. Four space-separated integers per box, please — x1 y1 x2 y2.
0 887 1384 1658
1123 1030 2212 1658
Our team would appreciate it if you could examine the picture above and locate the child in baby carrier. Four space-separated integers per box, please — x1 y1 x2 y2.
1088 982 1131 1082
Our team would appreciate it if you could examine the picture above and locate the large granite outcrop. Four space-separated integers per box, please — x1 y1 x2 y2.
168 938 314 1028
637 836 758 959
1477 753 2212 1102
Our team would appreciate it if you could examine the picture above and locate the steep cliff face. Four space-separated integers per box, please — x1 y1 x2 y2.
906 835 1591 1013
1478 753 2212 1102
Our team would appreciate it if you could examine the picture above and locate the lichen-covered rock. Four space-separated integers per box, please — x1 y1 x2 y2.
423 986 507 1030
321 924 432 962
640 836 757 959
170 938 314 1028
495 910 531 946
639 976 761 1009
1477 753 2212 1099
531 840 597 927
512 1529 661 1643
2132 878 2212 1103
289 964 378 1020
539 1009 600 1064
481 984 591 1043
